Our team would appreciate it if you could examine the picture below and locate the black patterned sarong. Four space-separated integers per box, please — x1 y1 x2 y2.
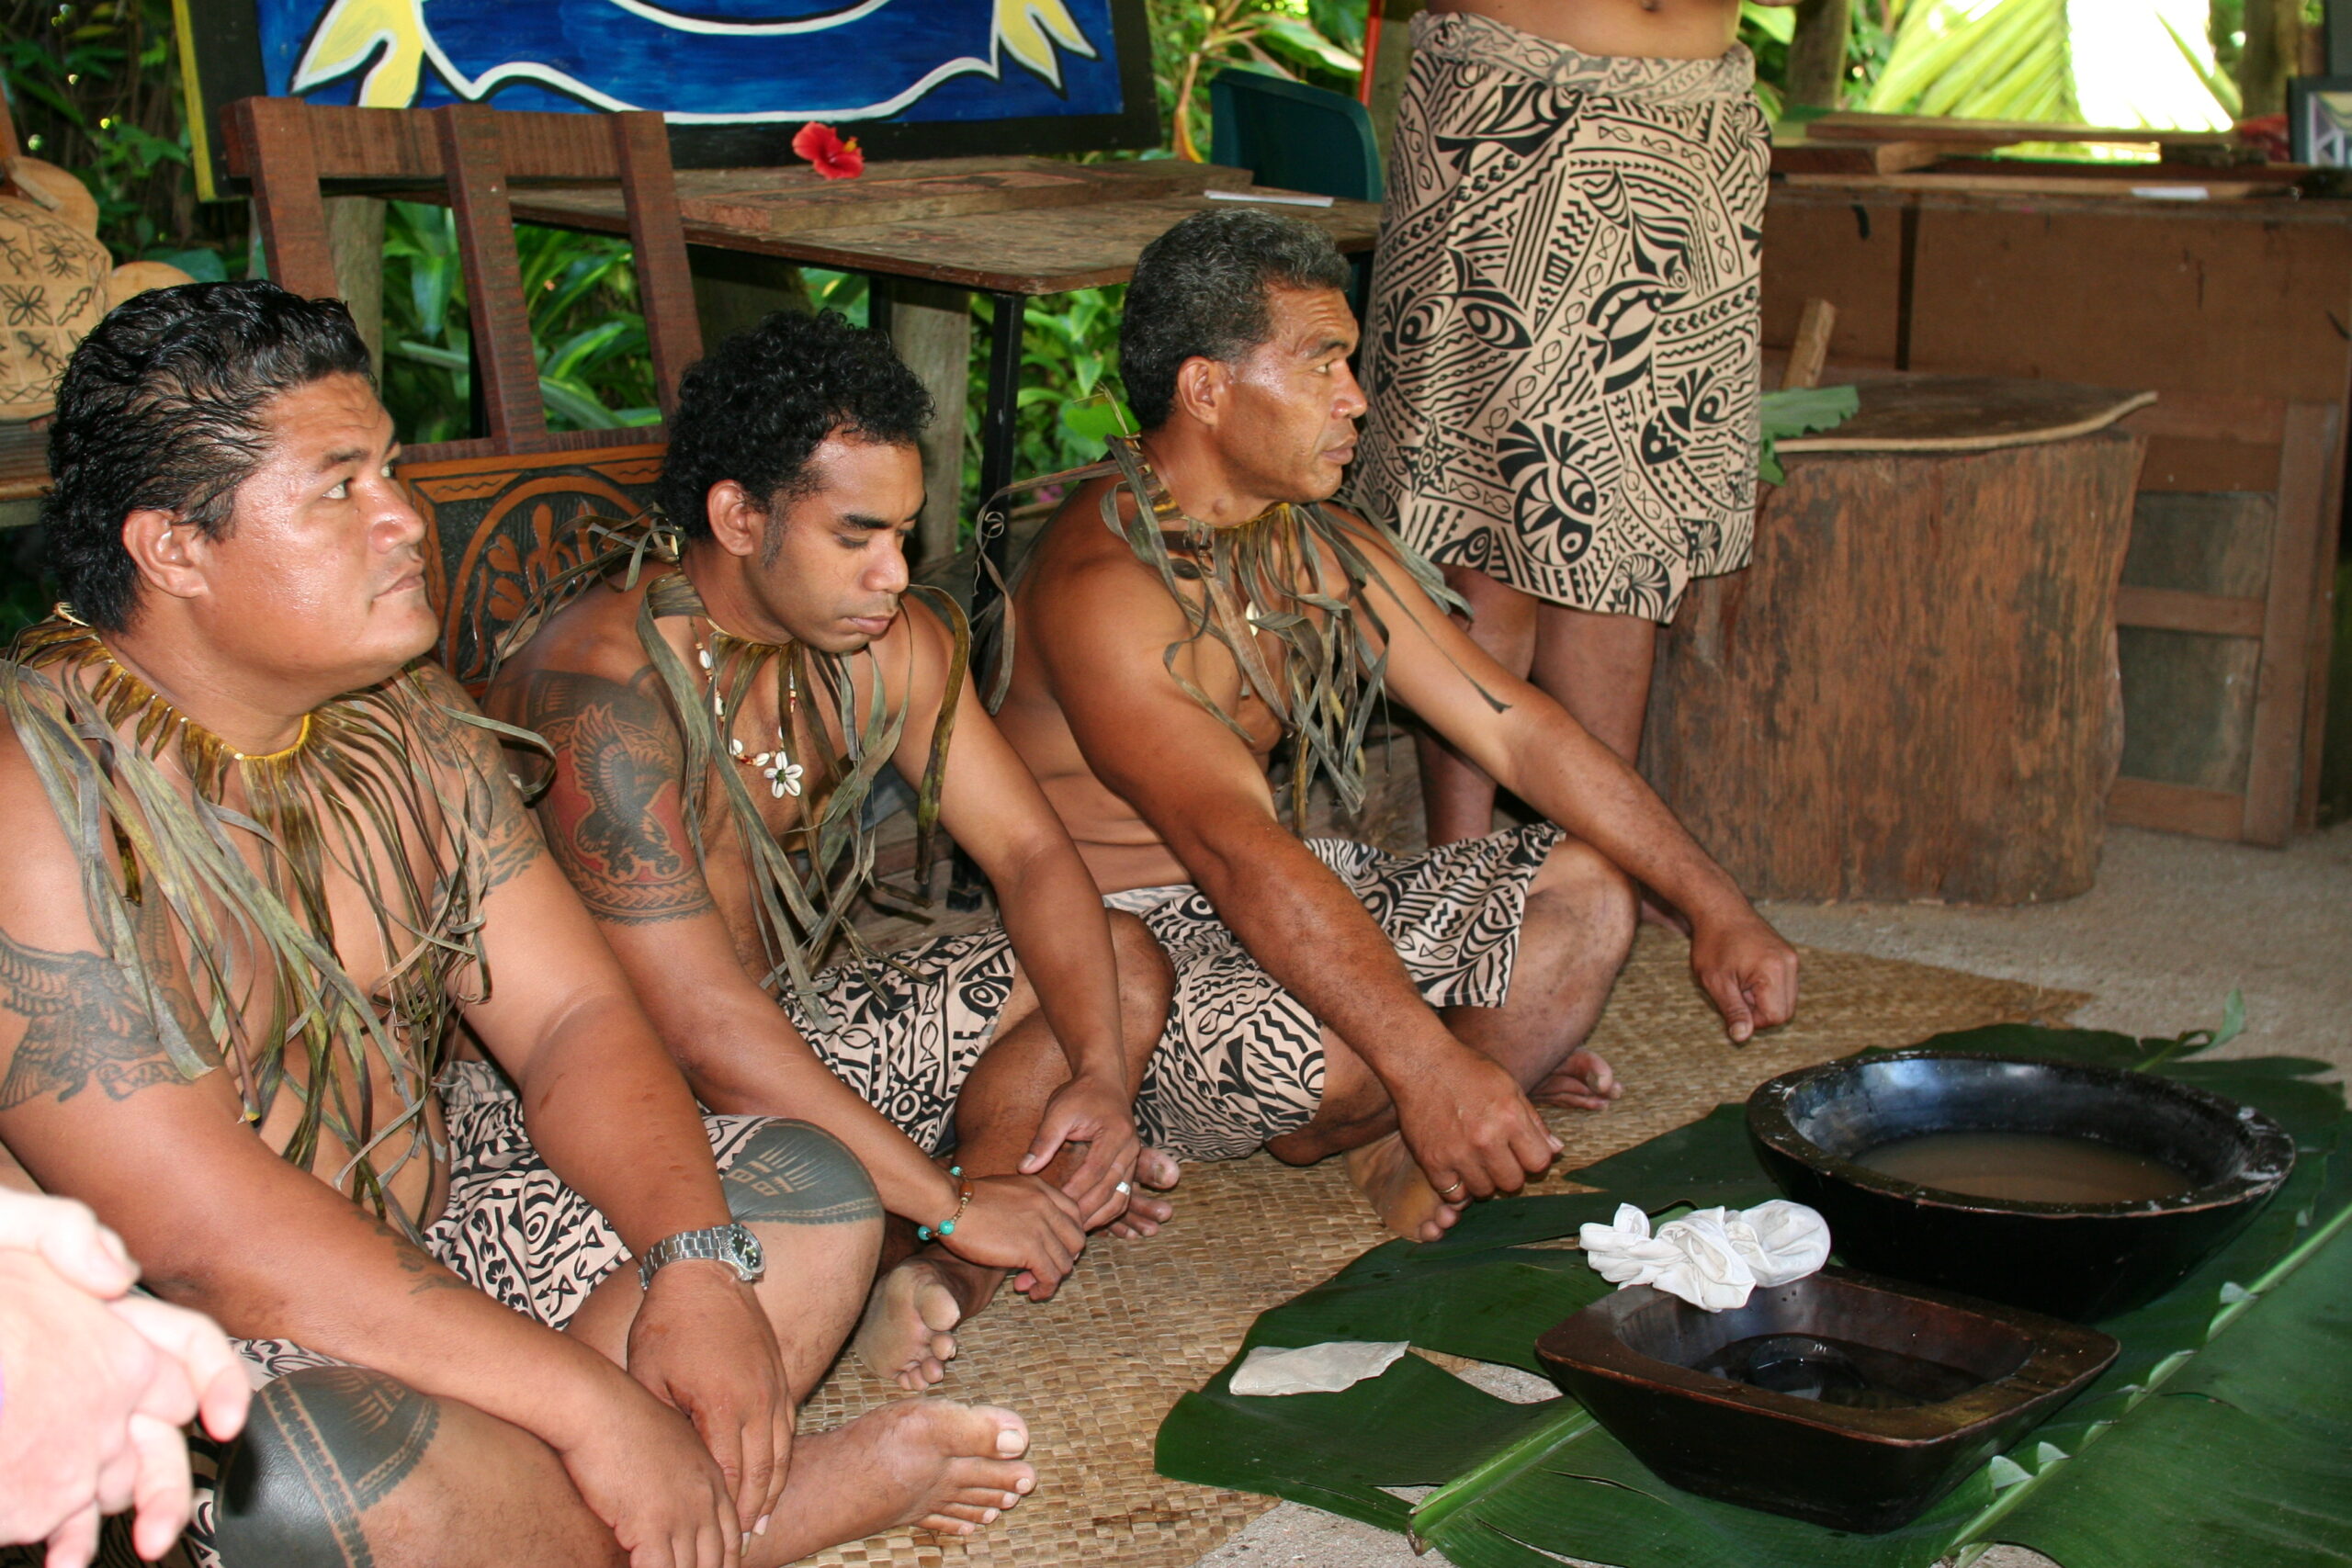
1348 13 1769 620
1107 821 1564 1160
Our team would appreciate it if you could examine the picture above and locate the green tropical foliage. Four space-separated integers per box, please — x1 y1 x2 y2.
1149 0 1364 162
378 200 661 444
1 0 241 271
1158 1021 2352 1568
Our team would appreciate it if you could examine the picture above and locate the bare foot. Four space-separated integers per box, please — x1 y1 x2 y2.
753 1400 1035 1561
1107 1147 1181 1239
856 1258 969 1392
1529 1048 1621 1111
1344 1133 1463 1243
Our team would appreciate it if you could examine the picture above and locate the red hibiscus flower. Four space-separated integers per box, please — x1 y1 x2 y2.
793 121 865 180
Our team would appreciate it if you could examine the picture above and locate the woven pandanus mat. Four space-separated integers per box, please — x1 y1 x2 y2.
788 931 2088 1568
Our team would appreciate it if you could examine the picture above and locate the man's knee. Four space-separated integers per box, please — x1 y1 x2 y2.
1529 838 1637 964
722 1119 885 1228
1106 910 1174 1021
212 1366 442 1568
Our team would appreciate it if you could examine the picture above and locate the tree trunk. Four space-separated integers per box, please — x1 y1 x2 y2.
1784 0 1853 110
2238 0 2301 118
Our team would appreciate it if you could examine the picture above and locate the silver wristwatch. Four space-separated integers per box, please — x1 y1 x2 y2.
638 1224 765 1290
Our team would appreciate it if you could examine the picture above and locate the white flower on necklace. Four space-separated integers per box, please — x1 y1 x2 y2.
764 759 805 797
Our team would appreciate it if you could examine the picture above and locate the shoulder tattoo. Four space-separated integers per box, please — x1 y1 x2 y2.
517 669 717 926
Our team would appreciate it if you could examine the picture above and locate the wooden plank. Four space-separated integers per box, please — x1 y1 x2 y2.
1772 141 1957 175
2122 491 2275 597
2115 586 2267 638
609 111 702 418
2137 436 2286 492
1909 204 2352 405
2118 391 2287 446
2242 401 2338 845
1774 378 2154 454
1782 299 1837 389
435 106 546 445
231 97 341 301
1758 189 1910 367
1780 172 2278 200
675 161 1231 238
1807 111 2231 148
2108 776 2245 839
498 182 1381 297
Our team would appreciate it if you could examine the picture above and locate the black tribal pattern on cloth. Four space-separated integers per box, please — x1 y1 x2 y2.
779 922 1020 1156
1103 821 1565 1161
1346 12 1769 622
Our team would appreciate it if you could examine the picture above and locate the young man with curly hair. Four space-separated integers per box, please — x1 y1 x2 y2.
0 281 1039 1568
993 210 1801 1243
490 310 1178 1395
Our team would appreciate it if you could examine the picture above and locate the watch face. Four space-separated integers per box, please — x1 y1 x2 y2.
732 1229 764 1275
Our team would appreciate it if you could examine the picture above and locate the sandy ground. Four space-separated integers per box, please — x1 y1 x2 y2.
1182 820 2352 1568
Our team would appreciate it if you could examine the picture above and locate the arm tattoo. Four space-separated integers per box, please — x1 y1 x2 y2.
518 669 718 926
0 928 181 1110
408 663 548 897
366 1213 473 1298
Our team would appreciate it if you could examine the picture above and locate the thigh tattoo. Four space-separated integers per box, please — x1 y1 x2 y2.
212 1367 440 1568
721 1119 884 1226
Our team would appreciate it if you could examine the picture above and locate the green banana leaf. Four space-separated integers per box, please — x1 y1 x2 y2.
1758 383 1861 484
1158 1022 2352 1568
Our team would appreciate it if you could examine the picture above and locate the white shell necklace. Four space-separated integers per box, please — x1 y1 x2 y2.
695 625 805 799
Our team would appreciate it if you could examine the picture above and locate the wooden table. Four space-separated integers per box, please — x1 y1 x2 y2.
477 155 1383 599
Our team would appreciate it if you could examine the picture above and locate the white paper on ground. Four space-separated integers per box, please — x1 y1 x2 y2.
1578 1200 1832 1312
1229 1339 1411 1396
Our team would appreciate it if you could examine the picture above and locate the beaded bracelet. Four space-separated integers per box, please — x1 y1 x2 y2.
917 1165 976 1242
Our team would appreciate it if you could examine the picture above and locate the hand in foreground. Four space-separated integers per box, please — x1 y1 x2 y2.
1690 912 1801 1044
1391 1047 1562 1203
0 1189 248 1568
557 1371 742 1568
941 1174 1088 1303
1018 1070 1142 1229
628 1261 792 1545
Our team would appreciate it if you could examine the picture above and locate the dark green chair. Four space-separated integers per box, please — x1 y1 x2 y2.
1207 68 1385 203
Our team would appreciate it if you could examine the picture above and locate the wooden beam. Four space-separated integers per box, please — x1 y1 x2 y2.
2109 776 2245 840
232 97 341 302
1781 299 1838 390
610 110 702 418
435 105 546 445
2243 401 2337 845
1783 0 1852 109
2115 587 2268 639
324 196 385 371
887 280 973 572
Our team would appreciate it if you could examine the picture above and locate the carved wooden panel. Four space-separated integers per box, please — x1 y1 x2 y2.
403 442 665 691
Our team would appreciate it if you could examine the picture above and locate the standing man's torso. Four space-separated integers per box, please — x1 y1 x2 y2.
1420 0 1744 60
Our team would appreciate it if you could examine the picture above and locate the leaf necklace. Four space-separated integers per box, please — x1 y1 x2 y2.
695 619 806 799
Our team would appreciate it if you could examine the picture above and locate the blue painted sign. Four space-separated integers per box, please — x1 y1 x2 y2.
258 0 1127 127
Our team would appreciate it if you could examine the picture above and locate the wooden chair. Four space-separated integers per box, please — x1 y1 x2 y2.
221 99 704 689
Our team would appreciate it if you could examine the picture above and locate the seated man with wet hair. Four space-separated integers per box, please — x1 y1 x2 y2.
992 209 1804 1242
489 310 1176 1396
0 280 1037 1568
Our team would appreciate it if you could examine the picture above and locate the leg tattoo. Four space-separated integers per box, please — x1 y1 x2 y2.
213 1367 440 1568
723 1119 884 1226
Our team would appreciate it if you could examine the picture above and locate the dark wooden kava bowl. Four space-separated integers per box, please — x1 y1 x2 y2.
1747 1051 2296 1321
1535 1269 2117 1533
